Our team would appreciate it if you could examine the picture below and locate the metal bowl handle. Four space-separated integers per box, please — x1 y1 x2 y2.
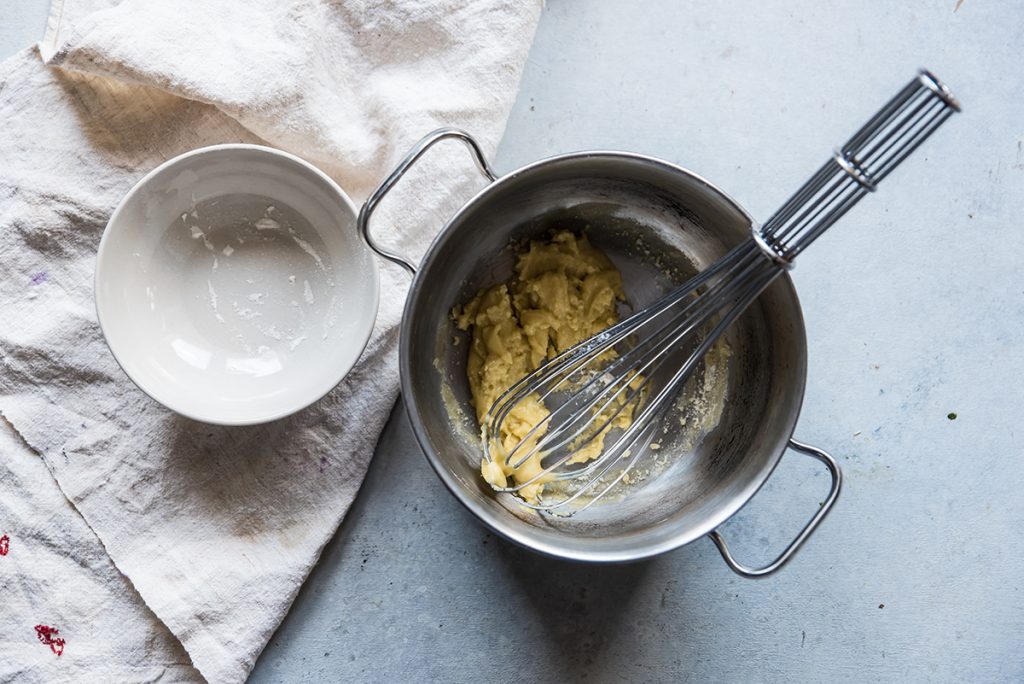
357 128 498 276
708 438 842 578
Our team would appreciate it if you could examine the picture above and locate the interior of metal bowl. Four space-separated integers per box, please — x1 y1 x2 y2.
399 153 807 562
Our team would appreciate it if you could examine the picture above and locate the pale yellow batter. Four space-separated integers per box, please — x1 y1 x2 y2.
453 231 635 503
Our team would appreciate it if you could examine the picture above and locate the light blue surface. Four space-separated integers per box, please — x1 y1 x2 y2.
0 0 48 61
4 1 1023 682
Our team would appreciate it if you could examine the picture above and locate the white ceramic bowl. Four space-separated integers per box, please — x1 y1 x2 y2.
95 144 379 425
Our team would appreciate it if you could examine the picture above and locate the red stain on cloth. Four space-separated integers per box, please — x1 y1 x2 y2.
34 625 65 656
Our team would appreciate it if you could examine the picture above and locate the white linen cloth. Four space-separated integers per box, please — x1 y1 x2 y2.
0 1 541 681
0 419 201 682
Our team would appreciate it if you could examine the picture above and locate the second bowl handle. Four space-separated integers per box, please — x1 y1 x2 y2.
707 438 842 578
357 127 498 276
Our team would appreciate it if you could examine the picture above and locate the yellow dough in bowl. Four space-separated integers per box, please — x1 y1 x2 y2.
453 231 635 503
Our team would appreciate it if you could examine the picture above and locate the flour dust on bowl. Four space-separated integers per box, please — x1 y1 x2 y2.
95 145 379 425
361 71 960 576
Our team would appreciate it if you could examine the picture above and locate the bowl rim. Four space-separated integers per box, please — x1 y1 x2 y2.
399 149 807 563
94 143 380 426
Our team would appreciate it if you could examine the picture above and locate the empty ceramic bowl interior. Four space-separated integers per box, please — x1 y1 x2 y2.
402 154 807 561
96 145 378 425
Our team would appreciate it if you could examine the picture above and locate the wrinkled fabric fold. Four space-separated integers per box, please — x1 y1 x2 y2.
0 1 541 681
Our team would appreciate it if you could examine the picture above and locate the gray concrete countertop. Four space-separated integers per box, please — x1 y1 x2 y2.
5 1 1022 682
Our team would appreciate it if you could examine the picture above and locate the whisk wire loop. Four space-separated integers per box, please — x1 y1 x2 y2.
483 70 960 513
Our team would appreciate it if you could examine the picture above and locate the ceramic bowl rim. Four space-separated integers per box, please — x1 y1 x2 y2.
94 143 380 426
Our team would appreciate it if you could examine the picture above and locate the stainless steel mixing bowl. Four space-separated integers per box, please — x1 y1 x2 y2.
359 129 841 577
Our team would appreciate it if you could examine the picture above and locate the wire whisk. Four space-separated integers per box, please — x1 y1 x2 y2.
483 69 960 514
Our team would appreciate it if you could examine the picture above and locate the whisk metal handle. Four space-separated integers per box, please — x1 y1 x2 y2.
358 127 498 275
756 69 961 265
708 439 842 579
